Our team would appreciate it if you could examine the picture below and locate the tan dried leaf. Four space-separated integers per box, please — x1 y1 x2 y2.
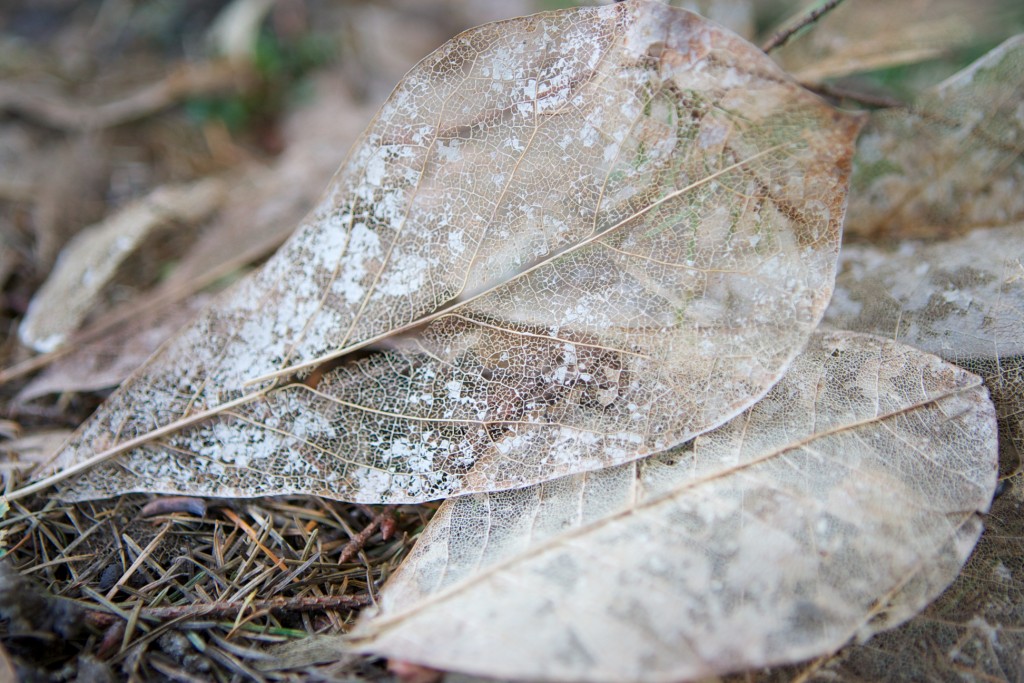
18 178 226 353
351 332 999 682
2 430 74 477
671 0 754 40
846 35 1024 239
23 1 858 504
825 225 1024 470
771 0 1020 84
16 295 212 403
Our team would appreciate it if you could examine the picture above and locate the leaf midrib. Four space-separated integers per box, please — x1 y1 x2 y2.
350 374 984 639
247 140 795 387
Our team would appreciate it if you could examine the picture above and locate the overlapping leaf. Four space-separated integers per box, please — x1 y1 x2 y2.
797 229 1023 682
756 40 1024 683
845 34 1024 239
757 468 1022 683
23 1 858 504
351 332 998 682
826 225 1024 461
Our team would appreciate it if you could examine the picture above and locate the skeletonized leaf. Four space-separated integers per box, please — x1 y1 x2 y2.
351 331 999 682
780 37 1024 680
846 35 1024 239
825 225 1024 469
752 467 1023 683
28 1 858 504
784 227 1024 682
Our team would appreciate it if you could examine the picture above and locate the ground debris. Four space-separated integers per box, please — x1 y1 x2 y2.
0 560 85 639
0 495 428 681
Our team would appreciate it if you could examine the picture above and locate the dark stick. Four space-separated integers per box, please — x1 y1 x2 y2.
85 593 371 628
761 0 847 53
338 508 397 565
804 82 905 109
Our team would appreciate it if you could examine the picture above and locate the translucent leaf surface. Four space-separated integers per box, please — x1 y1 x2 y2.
751 467 1023 683
800 227 1023 682
29 1 858 504
825 225 1024 471
787 37 1024 681
351 331 998 682
846 35 1024 239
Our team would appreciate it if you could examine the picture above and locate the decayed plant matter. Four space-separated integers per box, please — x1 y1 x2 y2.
6 1 1017 681
352 331 997 682
25 0 858 504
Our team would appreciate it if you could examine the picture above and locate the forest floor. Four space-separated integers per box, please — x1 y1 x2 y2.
0 0 1020 681
0 1 520 679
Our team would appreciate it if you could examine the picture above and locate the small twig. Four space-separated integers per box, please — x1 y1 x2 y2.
0 353 59 386
803 81 906 109
761 0 847 53
84 594 371 629
338 508 396 565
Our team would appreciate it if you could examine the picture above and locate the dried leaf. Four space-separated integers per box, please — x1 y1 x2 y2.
672 0 754 40
16 295 212 403
2 430 74 474
18 178 226 353
825 225 1024 469
25 1 858 504
208 0 275 63
351 332 999 682
771 0 1020 84
30 135 110 272
756 465 1022 682
789 36 1024 682
846 35 1024 239
792 227 1024 682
